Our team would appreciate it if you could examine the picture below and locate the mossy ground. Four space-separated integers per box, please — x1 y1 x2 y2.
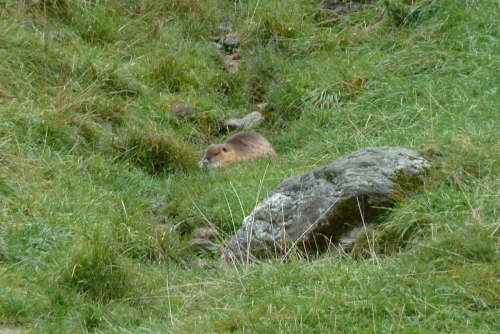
1 0 499 332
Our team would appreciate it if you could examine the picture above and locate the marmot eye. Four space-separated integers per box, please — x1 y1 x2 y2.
222 147 228 152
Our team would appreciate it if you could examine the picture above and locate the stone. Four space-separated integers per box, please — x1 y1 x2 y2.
321 0 374 12
316 0 374 26
223 53 241 74
221 111 264 131
192 227 219 240
220 147 429 263
256 102 268 111
189 238 221 253
171 101 195 119
150 195 166 215
222 36 240 51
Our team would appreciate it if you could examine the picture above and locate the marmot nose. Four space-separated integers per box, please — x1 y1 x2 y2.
198 159 210 168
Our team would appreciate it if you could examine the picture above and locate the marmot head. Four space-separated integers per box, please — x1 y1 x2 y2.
199 144 235 169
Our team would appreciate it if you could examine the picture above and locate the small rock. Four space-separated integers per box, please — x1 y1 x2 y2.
189 238 221 253
222 36 240 51
228 53 241 60
321 0 372 13
209 36 223 43
223 54 241 74
150 195 166 214
222 111 264 131
192 227 219 240
171 101 195 119
256 102 268 111
216 16 235 35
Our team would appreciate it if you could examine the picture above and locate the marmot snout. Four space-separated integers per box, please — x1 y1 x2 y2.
199 132 277 169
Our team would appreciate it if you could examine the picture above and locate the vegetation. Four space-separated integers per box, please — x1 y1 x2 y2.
1 0 499 332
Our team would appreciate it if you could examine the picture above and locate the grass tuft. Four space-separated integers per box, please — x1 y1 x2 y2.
57 230 133 304
113 129 198 174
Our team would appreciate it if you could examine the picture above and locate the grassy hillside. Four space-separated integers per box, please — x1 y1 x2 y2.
1 0 499 332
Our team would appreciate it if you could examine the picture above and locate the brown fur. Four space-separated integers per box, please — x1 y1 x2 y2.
199 132 277 169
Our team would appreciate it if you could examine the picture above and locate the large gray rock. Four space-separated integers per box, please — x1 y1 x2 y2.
220 147 429 263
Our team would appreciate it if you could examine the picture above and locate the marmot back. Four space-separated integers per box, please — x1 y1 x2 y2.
199 132 277 169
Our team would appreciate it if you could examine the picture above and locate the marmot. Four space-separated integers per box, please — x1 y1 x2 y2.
199 132 277 169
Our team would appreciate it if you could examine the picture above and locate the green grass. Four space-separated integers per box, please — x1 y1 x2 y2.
1 0 499 332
